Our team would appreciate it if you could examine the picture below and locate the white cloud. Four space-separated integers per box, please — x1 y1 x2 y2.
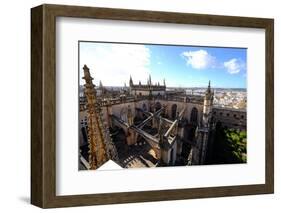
181 50 215 69
224 58 244 74
79 43 151 86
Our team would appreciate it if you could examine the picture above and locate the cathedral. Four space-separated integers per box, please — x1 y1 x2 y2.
79 65 246 170
129 75 166 97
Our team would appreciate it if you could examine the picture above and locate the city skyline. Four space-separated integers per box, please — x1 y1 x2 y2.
79 42 247 88
79 64 247 171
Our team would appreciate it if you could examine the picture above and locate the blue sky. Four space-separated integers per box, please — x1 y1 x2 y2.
79 42 247 88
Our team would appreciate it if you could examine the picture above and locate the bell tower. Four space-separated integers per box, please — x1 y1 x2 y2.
190 81 214 165
203 80 214 127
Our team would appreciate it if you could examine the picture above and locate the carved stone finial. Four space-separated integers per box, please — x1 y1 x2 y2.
82 65 108 169
82 65 93 83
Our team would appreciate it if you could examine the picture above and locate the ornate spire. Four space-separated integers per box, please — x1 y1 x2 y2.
82 65 108 169
99 80 103 88
127 105 133 126
205 80 213 99
158 117 166 138
83 65 93 84
163 78 166 87
207 80 211 92
129 75 133 87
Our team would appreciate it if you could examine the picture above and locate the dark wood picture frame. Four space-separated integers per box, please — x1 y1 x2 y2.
31 4 274 208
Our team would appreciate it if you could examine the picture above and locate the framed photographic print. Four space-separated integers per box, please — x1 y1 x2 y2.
31 4 274 208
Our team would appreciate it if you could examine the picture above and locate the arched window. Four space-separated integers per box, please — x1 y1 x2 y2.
187 127 197 141
171 104 177 120
155 102 161 112
190 107 198 125
142 103 147 111
120 107 127 121
81 126 88 144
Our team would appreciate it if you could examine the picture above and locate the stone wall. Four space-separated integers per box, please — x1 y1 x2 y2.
212 107 246 130
100 98 204 128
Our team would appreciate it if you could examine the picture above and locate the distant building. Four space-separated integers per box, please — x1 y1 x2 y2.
129 75 166 97
212 107 246 130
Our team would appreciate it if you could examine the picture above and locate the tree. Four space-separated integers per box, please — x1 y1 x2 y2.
211 123 247 164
